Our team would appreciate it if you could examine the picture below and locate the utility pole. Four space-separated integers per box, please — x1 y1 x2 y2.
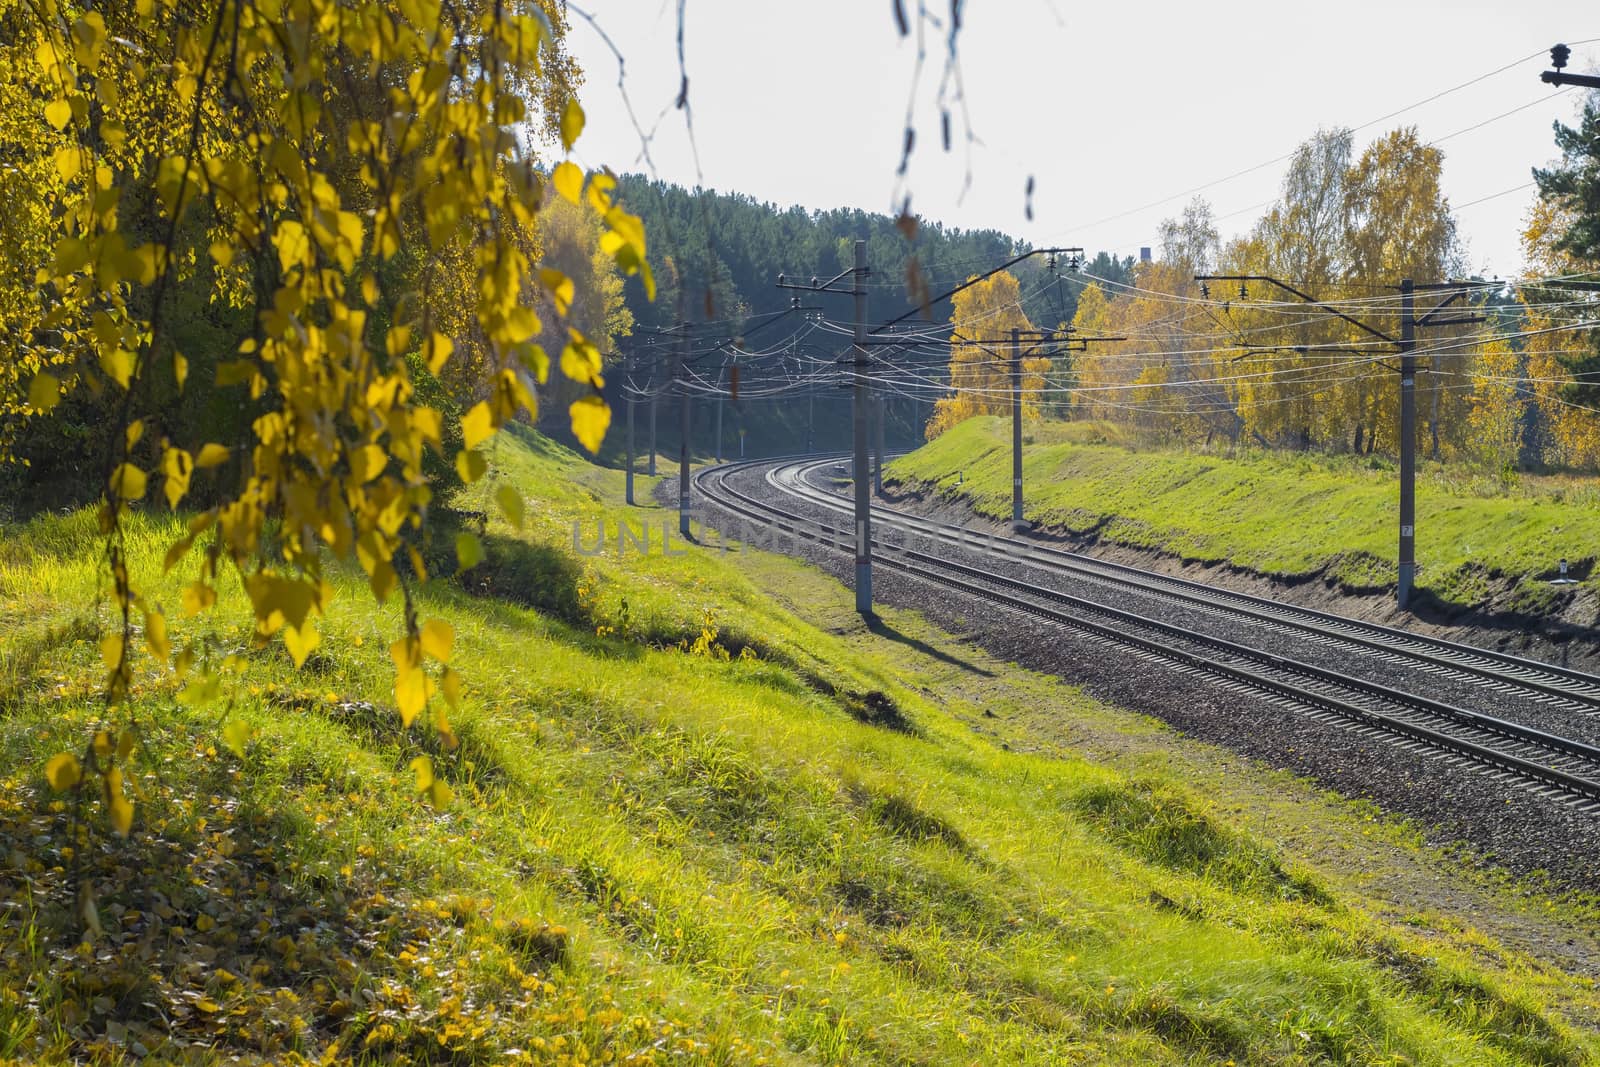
939 324 1118 534
1541 43 1600 89
777 245 1086 613
777 239 873 612
1195 273 1481 610
1398 280 1417 609
647 351 658 476
851 240 872 613
1011 327 1024 530
625 380 636 505
806 391 814 455
677 317 692 537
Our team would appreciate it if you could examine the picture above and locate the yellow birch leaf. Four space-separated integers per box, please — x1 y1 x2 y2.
283 621 320 668
53 146 81 182
28 373 60 412
100 633 124 672
222 719 251 757
45 98 71 130
45 753 81 791
273 219 308 274
107 769 133 836
176 670 222 707
162 446 193 509
560 337 602 385
495 485 524 530
420 619 453 663
569 396 611 453
461 402 495 449
173 352 187 391
427 779 454 809
455 448 487 484
435 704 459 751
395 667 427 727
116 730 135 761
455 532 483 571
125 420 144 450
350 444 386 484
369 560 398 603
552 161 583 205
540 269 574 316
559 96 585 150
109 463 146 500
424 332 454 375
410 754 434 791
195 443 230 468
163 535 194 572
182 581 216 617
101 348 133 389
144 609 170 660
441 666 462 710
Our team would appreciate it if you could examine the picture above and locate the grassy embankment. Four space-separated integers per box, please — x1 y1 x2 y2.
3 424 1600 1063
890 416 1600 612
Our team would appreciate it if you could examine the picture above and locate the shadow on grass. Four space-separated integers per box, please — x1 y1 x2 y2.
0 733 479 1062
865 616 994 678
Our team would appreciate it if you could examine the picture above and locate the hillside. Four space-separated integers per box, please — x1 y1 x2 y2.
4 429 1600 1063
889 417 1600 630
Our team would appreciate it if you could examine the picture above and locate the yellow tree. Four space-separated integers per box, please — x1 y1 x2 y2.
4 0 653 829
1229 130 1354 448
1341 127 1459 456
1521 197 1600 467
1069 281 1120 422
1465 334 1523 474
925 270 1045 439
534 194 635 428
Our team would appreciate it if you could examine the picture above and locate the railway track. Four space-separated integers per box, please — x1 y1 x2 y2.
693 457 1600 814
767 457 1600 714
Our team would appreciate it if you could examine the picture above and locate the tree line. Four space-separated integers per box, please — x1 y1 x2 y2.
930 117 1600 477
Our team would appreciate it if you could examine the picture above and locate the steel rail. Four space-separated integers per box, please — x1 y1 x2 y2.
693 459 1600 809
770 458 1600 711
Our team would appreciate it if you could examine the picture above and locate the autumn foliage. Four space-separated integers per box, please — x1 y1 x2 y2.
1 0 651 829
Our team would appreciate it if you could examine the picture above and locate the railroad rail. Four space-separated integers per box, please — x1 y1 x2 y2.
768 457 1600 713
692 458 1600 813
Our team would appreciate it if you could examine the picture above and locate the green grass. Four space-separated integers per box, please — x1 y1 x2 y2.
889 416 1600 608
1 425 1599 1063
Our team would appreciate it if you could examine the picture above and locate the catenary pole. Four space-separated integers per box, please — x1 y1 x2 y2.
678 318 692 537
1011 327 1025 530
1194 272 1477 611
1398 279 1417 610
625 385 635 505
852 239 872 614
647 351 658 477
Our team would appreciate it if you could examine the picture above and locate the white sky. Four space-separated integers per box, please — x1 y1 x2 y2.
565 2 1600 281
